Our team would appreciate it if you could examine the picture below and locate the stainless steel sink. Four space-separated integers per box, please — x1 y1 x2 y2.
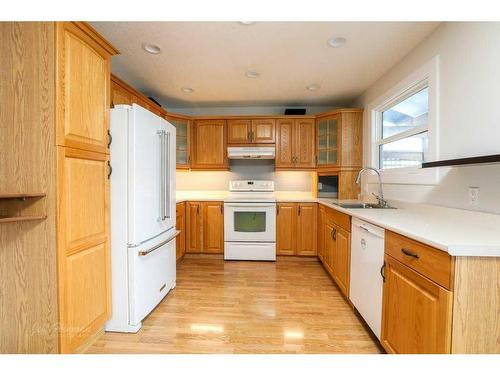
334 202 396 209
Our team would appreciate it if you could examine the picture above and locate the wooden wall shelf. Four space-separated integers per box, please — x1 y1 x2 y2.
0 193 46 199
0 215 47 223
0 193 47 224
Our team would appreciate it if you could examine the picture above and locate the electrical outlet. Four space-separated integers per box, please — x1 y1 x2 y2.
468 187 480 206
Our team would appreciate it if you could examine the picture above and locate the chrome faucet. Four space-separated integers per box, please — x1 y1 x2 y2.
355 167 389 208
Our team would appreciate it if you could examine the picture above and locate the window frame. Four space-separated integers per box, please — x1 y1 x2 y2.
367 56 441 185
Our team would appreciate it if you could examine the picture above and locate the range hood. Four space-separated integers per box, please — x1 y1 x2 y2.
227 146 275 160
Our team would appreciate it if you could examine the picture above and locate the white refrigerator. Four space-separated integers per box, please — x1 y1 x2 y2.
106 104 177 333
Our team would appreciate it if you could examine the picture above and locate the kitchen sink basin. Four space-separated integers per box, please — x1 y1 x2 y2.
334 202 396 209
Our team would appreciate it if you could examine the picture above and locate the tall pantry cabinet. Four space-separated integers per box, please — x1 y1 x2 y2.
55 22 118 353
0 22 118 354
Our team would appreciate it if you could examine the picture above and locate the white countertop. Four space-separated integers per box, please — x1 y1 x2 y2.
175 190 500 257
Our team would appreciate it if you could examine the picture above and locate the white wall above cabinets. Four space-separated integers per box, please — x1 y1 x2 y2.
353 22 500 214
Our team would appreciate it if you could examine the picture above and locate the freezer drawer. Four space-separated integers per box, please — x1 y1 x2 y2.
128 237 176 326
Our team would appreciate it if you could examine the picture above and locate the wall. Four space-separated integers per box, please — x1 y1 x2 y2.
177 160 312 191
352 22 500 214
167 105 333 116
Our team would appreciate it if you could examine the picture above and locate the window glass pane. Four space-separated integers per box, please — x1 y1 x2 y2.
318 120 327 136
382 87 428 139
177 150 187 164
327 150 337 165
318 150 327 164
318 135 327 149
380 131 428 170
234 212 266 232
177 136 187 149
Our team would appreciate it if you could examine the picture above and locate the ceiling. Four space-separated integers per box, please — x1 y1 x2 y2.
91 22 440 108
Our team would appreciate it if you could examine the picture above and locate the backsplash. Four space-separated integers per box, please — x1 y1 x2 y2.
176 160 312 191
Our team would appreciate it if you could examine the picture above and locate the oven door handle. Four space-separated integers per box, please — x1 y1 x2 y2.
224 203 276 208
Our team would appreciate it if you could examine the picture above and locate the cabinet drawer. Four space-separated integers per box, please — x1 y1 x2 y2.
385 231 453 290
324 206 351 233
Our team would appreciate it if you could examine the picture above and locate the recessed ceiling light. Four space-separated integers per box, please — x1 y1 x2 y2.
245 70 260 78
181 87 194 93
142 42 161 54
306 84 321 91
327 36 347 48
238 21 256 25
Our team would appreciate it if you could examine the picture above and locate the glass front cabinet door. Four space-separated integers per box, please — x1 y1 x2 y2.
316 114 339 168
166 116 190 169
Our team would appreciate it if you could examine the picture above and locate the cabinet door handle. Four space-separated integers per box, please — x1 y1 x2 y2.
276 205 279 215
220 204 224 214
380 262 386 283
332 228 337 240
401 248 419 259
107 161 112 179
107 129 112 148
298 205 301 215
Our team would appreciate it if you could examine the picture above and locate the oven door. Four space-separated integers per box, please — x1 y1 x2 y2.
224 202 276 242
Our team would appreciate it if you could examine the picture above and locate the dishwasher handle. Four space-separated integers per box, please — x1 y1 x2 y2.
352 218 385 239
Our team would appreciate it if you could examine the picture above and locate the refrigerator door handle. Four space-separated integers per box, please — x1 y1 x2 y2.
138 230 180 256
165 131 171 219
158 130 165 221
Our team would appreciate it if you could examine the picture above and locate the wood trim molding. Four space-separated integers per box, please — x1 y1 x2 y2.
74 22 119 55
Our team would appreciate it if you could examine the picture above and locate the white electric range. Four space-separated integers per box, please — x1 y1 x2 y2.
223 180 276 261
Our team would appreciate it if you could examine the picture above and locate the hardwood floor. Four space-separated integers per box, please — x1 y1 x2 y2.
86 255 382 354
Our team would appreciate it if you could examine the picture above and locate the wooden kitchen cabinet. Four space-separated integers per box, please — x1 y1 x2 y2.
331 226 350 296
185 201 224 253
56 22 114 155
202 202 224 253
318 205 351 298
317 205 326 262
186 201 202 253
276 203 297 255
227 118 275 144
381 255 453 354
56 146 111 353
276 118 315 170
191 120 228 170
166 115 191 169
227 119 252 144
176 202 186 261
110 74 167 115
277 203 317 256
251 119 275 143
316 109 363 170
296 203 318 256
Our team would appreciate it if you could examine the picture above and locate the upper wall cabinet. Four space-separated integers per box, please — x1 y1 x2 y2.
316 109 363 170
56 22 117 154
165 115 190 169
276 118 316 170
227 118 275 144
191 120 228 170
110 74 166 116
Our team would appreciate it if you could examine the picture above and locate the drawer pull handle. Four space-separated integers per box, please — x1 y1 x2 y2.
401 248 419 259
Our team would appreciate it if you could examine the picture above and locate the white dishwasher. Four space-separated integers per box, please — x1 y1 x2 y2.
349 218 385 339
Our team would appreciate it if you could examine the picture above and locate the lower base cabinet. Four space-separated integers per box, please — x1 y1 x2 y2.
381 255 453 354
317 205 351 298
185 201 224 254
277 203 317 256
176 202 186 261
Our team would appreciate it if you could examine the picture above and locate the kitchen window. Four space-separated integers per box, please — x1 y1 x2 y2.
377 84 429 170
368 56 440 184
